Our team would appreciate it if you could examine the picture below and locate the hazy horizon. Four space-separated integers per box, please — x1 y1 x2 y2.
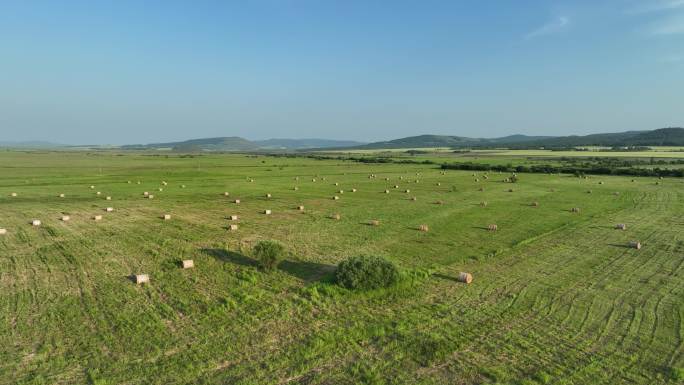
1 1 682 145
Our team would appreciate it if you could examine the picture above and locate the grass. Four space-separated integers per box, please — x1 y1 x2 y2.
0 150 682 384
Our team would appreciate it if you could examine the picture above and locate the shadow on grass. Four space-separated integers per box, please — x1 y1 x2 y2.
472 226 491 231
201 248 258 267
608 243 632 249
433 273 460 283
278 260 335 282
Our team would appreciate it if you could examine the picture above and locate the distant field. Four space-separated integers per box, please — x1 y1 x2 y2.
326 147 684 159
1 151 683 385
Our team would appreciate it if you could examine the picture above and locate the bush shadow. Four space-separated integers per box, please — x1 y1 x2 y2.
278 260 336 282
201 248 258 267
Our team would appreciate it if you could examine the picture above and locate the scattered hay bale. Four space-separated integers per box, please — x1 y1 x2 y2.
234 199 240 204
599 181 604 185
410 196 417 201
229 215 238 221
436 182 441 186
148 194 154 199
419 224 429 232
629 241 641 250
331 213 341 220
333 195 340 200
181 185 186 188
264 209 272 215
615 223 627 230
394 185 399 189
224 192 230 196
182 260 194 269
127 181 132 184
59 194 65 198
134 274 149 284
334 182 339 186
571 207 580 213
351 188 357 192
457 272 473 284
266 193 272 198
61 215 70 221
488 224 498 231
137 181 141 184
31 219 41 226
312 178 317 182
90 185 95 189
384 190 390 194
295 177 299 181
10 192 17 197
297 205 304 211
143 192 149 196
385 177 390 181
0 228 6 235
405 189 410 193
158 188 163 192
475 178 480 182
293 186 299 191
249 179 255 183
369 219 380 226
229 224 238 231
106 196 112 200
105 207 114 212
162 181 168 186
613 192 620 196
531 202 539 207
93 215 102 221
162 214 171 220
96 191 101 195
338 190 344 194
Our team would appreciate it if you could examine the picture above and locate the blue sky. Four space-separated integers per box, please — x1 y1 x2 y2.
0 0 682 144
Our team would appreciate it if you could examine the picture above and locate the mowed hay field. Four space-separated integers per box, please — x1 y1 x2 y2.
1 151 683 385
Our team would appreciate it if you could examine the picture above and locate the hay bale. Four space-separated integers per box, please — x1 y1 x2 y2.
249 179 255 182
127 181 132 184
333 195 340 200
293 186 299 191
531 202 539 207
31 219 41 226
435 200 444 205
234 199 240 204
105 207 114 212
571 207 580 213
629 241 641 250
384 190 390 194
162 214 171 220
137 181 141 184
457 272 473 284
351 188 357 192
0 228 6 235
264 209 272 215
93 215 102 221
369 219 380 226
229 224 238 231
394 185 399 189
436 182 441 186
59 194 65 198
599 181 604 185
182 260 194 269
10 192 17 197
613 192 620 196
475 178 480 182
61 215 70 221
266 193 272 198
143 192 149 196
298 205 305 211
162 181 168 186
312 178 317 182
134 274 149 284
488 224 498 231
508 189 514 192
405 189 410 193
615 223 627 230
158 188 163 192
90 185 95 189
229 215 238 221
410 196 417 201
334 182 339 186
419 224 429 232
224 192 230 196
96 191 101 195
331 213 341 220
148 194 154 199
181 185 186 188
106 196 112 200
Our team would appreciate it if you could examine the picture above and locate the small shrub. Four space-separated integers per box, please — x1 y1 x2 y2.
669 366 684 381
335 256 399 290
253 240 285 271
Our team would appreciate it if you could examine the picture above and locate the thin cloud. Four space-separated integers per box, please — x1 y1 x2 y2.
659 54 683 62
627 0 684 14
525 17 570 40
648 14 684 35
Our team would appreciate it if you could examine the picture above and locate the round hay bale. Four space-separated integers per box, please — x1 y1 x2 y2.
127 181 132 184
106 196 112 200
599 181 604 185
405 189 410 193
419 224 429 232
224 192 230 196
181 185 186 188
229 224 238 231
134 274 149 284
333 195 340 200
158 188 163 192
334 182 339 186
297 205 304 211
96 191 101 195
488 224 498 231
384 190 390 194
31 219 41 226
369 219 380 226
531 202 539 207
615 223 627 230
410 196 417 201
457 272 473 284
331 213 341 220
234 199 240 204
436 182 441 186
571 207 580 213
162 214 171 220
90 185 95 189
338 190 344 194
148 194 154 199
143 191 149 196
105 207 114 212
137 181 141 184
312 178 317 182
59 194 65 198
182 260 194 269
629 241 641 250
61 215 70 221
293 186 299 191
266 193 272 198
0 228 7 235
264 209 272 215
93 215 102 221
435 200 444 205
229 215 238 221
10 193 17 197
351 188 357 192
162 181 168 186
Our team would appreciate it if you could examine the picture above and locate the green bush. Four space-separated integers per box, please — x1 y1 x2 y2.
335 256 399 290
670 366 684 381
253 240 285 271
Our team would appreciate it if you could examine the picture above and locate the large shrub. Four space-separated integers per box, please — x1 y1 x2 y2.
335 256 399 290
253 240 285 271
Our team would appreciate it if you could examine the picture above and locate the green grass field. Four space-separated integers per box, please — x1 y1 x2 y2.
1 151 683 385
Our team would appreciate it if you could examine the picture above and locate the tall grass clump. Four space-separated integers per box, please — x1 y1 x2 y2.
335 256 399 290
253 240 285 271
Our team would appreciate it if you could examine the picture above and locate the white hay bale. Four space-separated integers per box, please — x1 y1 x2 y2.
105 207 114 212
61 215 70 221
137 181 141 184
405 189 410 193
134 274 149 284
457 272 473 284
127 181 132 184
229 224 238 231
615 223 627 230
264 209 272 215
106 196 112 200
229 215 238 221
599 181 604 185
162 181 168 186
249 179 254 182
234 199 240 204
419 224 429 232
312 178 317 182
31 219 41 226
629 241 641 250
369 219 380 226
531 202 539 207
90 185 95 189
182 260 194 269
0 228 6 235
158 188 163 192
266 193 272 198
10 192 17 197
334 182 339 186
293 186 299 191
333 196 340 200
571 207 580 213
436 182 441 186
143 191 149 196
148 194 154 199
224 192 230 196
181 185 186 188
410 196 417 201
298 205 305 211
394 185 399 189
331 213 341 220
93 215 102 221
351 188 357 192
59 194 65 198
488 224 498 231
162 214 171 220
384 190 390 194
96 191 101 195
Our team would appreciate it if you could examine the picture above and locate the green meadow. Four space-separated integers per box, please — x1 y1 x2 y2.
0 151 683 384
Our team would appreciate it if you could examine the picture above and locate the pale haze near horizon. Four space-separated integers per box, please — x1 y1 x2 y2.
0 0 682 145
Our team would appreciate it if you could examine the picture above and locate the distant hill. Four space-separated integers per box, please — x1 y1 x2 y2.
122 137 365 151
345 128 684 150
0 141 66 148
